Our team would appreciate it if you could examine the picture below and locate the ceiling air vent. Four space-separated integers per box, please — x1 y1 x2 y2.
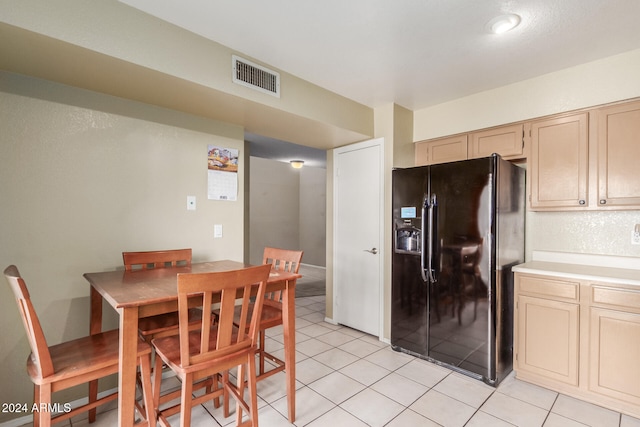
232 55 280 98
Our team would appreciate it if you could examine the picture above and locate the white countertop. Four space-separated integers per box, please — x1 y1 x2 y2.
513 251 640 287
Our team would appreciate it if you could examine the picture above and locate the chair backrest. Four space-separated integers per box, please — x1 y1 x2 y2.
176 264 271 368
123 248 192 271
262 247 303 303
262 247 303 274
3 265 54 379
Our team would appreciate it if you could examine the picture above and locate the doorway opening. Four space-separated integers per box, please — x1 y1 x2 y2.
246 133 327 296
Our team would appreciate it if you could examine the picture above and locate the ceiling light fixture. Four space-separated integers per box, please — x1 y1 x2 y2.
488 14 521 34
290 160 304 169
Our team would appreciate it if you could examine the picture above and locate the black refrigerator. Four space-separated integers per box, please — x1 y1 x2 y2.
391 154 524 386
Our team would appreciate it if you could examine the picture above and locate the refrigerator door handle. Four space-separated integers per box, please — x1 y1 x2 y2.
428 193 438 283
420 195 429 283
427 193 437 283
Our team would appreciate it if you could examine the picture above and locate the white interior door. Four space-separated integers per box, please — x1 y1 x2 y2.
333 138 384 337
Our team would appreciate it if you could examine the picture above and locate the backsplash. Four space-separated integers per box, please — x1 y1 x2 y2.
527 210 640 259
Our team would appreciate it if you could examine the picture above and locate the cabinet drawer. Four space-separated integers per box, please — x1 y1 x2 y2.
591 286 640 311
517 274 579 301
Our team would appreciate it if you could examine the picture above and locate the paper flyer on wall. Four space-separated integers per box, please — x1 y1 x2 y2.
207 146 239 201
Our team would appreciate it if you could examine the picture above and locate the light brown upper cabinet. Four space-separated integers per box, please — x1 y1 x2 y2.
415 123 525 166
414 98 640 210
469 124 525 160
415 134 467 166
528 100 640 211
529 113 589 209
596 100 640 208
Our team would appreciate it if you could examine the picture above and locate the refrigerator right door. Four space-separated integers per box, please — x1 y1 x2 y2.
427 157 496 380
493 156 526 384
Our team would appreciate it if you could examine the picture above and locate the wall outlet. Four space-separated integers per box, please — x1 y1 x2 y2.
632 224 640 245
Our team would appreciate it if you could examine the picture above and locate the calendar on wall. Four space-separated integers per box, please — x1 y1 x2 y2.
207 145 239 201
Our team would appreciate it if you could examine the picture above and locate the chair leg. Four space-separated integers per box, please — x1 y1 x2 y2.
179 373 193 427
88 379 98 423
259 330 266 375
222 371 230 418
211 373 222 409
138 354 156 427
235 363 245 426
151 352 164 420
36 383 51 427
33 385 40 427
247 353 259 427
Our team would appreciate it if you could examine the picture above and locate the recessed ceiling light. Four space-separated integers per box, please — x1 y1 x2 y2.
290 160 304 169
488 14 521 34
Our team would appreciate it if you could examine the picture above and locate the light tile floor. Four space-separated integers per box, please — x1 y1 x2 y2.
66 294 640 426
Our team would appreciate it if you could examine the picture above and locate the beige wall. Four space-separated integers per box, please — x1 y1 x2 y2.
249 157 326 266
0 0 373 149
370 104 414 339
413 49 640 261
299 166 328 266
0 72 246 421
414 49 640 141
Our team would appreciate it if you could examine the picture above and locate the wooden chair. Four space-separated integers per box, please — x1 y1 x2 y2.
3 265 155 427
151 263 271 427
241 247 303 380
122 249 202 341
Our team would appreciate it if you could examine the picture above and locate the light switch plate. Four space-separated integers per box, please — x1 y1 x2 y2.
187 196 196 211
214 224 223 238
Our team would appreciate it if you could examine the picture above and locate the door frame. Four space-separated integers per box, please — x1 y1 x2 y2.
332 137 385 339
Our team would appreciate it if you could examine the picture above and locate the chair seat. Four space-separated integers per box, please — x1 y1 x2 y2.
138 308 203 339
232 303 282 331
152 326 250 374
27 329 151 386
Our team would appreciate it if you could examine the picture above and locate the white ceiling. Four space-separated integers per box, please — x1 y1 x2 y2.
246 132 327 169
119 0 640 111
116 0 640 167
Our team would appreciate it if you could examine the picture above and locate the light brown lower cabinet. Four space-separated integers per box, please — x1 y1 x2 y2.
589 286 640 406
517 295 579 385
515 273 640 418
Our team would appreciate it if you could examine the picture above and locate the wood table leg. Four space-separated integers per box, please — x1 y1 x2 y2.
88 287 103 422
119 306 139 427
282 279 296 422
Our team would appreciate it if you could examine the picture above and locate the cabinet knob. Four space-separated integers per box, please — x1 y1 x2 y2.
600 199 607 204
579 200 586 205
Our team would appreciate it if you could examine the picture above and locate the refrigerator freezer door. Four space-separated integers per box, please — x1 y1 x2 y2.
391 166 429 356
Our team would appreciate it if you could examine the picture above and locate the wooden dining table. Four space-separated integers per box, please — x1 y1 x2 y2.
85 259 300 426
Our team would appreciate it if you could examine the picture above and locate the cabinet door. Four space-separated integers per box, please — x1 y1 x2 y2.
597 101 640 208
415 135 467 166
529 113 589 209
589 307 640 405
469 124 524 160
516 295 579 385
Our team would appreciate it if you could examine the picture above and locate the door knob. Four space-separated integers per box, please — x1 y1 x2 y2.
364 248 378 255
